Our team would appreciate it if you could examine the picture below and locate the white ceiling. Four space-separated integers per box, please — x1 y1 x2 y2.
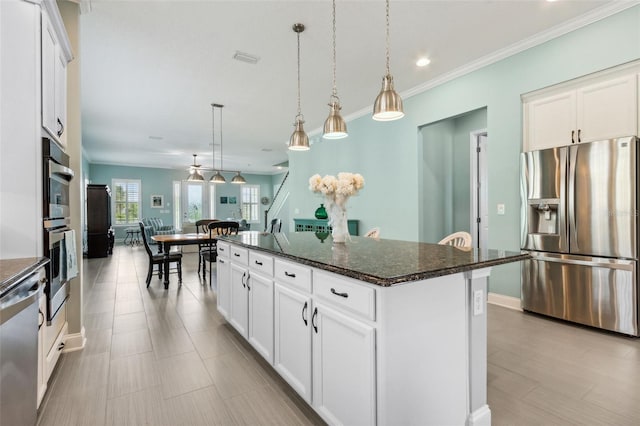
80 0 626 174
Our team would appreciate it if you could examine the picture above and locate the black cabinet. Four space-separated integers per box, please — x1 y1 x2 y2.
86 184 112 258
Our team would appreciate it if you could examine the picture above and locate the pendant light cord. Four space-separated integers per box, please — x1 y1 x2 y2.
219 105 223 170
331 0 337 100
385 0 390 76
211 105 216 170
296 30 303 120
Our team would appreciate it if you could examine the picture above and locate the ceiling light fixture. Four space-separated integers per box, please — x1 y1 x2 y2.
416 57 431 67
372 0 404 121
187 154 205 181
322 0 347 140
288 23 310 151
231 171 247 184
210 103 227 184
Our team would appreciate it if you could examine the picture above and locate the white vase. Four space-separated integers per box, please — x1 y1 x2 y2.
327 200 349 244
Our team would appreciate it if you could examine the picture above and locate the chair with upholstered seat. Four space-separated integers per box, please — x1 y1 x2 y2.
139 222 182 287
195 219 219 277
201 221 240 286
438 231 472 248
141 217 175 252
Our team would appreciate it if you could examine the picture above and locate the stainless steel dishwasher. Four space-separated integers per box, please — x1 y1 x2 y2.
0 267 45 426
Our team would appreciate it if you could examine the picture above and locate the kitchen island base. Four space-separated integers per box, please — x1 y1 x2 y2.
214 235 516 426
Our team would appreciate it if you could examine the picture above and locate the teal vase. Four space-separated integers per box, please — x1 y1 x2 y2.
314 203 328 219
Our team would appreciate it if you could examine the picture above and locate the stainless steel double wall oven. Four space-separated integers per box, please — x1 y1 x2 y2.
521 136 639 336
42 138 74 323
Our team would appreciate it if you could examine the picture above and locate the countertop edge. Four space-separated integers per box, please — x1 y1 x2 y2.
0 257 50 298
219 236 530 287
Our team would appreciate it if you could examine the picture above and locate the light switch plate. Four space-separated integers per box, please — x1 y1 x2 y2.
497 204 505 215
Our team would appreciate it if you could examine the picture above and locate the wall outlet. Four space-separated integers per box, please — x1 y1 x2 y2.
497 204 505 215
473 289 484 316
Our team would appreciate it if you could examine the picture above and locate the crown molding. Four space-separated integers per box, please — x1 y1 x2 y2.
313 1 640 132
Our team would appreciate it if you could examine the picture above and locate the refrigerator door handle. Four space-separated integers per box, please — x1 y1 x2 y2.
531 254 635 271
567 145 578 252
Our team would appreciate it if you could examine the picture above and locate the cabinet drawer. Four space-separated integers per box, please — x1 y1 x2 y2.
314 271 376 321
250 251 274 276
275 259 312 293
217 242 230 258
229 245 248 265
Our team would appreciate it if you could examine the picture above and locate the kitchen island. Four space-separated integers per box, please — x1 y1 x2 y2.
215 231 528 426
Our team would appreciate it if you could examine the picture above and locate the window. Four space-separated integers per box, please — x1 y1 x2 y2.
241 185 260 222
112 179 141 225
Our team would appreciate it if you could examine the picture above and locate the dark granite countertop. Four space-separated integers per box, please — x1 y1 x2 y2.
0 257 49 298
218 232 529 286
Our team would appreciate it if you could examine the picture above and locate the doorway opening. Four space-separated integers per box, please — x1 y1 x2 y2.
417 107 488 249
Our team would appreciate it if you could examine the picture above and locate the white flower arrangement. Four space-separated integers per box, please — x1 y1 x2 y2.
309 173 364 242
309 172 365 207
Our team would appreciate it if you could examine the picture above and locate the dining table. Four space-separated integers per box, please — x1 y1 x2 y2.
151 233 217 289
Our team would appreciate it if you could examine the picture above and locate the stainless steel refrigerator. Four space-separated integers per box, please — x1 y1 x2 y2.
521 136 639 336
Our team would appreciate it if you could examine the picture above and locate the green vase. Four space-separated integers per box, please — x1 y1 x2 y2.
314 203 328 220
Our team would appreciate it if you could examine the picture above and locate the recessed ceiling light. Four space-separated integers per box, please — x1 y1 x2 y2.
416 57 431 67
149 135 163 140
233 51 260 64
261 148 273 152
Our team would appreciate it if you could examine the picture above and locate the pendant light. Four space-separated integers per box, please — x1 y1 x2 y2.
288 23 310 151
322 0 347 140
372 0 404 121
209 103 226 184
231 172 246 184
187 154 205 181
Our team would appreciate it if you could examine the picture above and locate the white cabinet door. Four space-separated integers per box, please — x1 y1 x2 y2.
312 303 376 426
247 272 274 364
577 74 637 143
41 12 57 140
216 257 231 319
525 90 576 151
274 283 312 402
54 47 67 144
229 262 248 337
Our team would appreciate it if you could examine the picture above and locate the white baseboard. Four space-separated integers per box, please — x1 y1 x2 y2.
488 292 522 311
62 326 86 352
467 404 491 426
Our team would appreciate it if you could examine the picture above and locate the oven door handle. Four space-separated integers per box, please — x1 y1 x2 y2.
48 228 70 246
49 161 74 181
0 276 43 326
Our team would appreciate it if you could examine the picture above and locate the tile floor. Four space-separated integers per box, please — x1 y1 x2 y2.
36 243 640 425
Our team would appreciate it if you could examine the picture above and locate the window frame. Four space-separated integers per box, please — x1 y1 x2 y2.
111 178 141 225
241 185 260 223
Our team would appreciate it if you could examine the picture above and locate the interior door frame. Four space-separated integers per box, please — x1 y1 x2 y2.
470 129 488 250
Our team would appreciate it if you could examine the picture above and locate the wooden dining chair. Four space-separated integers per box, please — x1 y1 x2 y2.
201 221 239 286
195 219 219 277
438 231 472 248
138 222 183 287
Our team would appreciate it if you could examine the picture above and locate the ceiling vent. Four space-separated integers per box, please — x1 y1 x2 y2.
233 51 260 64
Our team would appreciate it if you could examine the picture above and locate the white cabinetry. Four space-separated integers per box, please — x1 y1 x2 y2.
228 247 249 336
524 74 637 151
274 282 312 402
40 0 72 148
247 252 274 364
312 302 376 425
218 241 487 425
216 242 231 319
